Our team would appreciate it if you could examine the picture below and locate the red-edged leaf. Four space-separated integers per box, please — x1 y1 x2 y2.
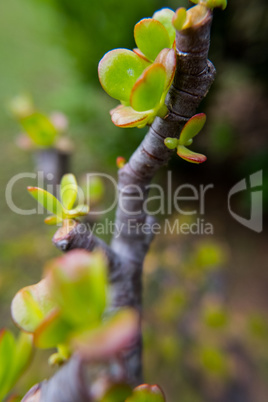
179 113 207 145
133 48 151 63
172 8 187 31
130 63 166 112
155 48 176 90
152 8 175 47
27 187 63 217
11 279 56 333
44 215 63 225
126 384 166 402
177 145 207 164
134 18 170 62
98 49 149 103
181 5 210 30
110 105 150 128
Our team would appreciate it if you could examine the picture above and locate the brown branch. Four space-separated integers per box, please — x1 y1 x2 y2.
110 10 215 386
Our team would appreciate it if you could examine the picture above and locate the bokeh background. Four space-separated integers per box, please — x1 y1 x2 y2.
0 0 267 400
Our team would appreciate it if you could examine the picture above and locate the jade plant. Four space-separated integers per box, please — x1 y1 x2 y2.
4 0 228 400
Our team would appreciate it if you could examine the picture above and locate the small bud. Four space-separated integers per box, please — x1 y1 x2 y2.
172 8 187 31
116 156 126 169
164 137 178 149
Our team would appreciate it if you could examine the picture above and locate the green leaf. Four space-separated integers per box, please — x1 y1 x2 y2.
60 174 78 210
20 112 58 147
28 187 63 218
0 330 33 400
164 137 178 149
190 0 227 10
11 279 56 333
101 383 132 402
134 18 171 62
110 105 150 128
155 48 176 90
179 113 206 145
98 49 149 103
177 145 207 164
0 330 15 399
65 204 89 218
130 63 166 112
133 48 151 63
46 250 107 328
8 332 33 393
126 384 166 402
34 310 72 349
44 215 63 225
172 7 187 31
152 8 175 47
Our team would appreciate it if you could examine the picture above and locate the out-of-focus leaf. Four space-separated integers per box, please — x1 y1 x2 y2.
83 176 105 205
8 94 34 119
134 19 170 62
44 215 63 225
0 330 32 400
177 145 207 164
130 64 166 112
11 279 56 333
72 309 139 360
27 187 63 218
198 346 228 377
179 113 206 145
190 0 227 10
34 310 72 349
20 112 57 147
155 48 176 90
60 174 78 210
65 204 89 218
110 105 150 128
203 305 228 329
98 49 149 103
172 8 187 31
45 250 107 327
101 383 132 402
0 329 15 399
126 384 166 402
8 332 33 393
152 8 175 46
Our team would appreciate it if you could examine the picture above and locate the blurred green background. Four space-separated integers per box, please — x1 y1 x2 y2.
0 0 267 400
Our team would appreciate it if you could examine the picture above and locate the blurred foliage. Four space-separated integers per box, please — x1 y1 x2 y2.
143 237 268 401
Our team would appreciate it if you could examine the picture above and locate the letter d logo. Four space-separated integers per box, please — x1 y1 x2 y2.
228 170 263 233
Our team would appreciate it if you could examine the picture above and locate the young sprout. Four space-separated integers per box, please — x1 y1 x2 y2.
164 113 207 164
173 0 227 32
27 173 89 225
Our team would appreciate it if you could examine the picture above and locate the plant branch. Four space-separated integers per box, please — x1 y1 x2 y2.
31 10 216 401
